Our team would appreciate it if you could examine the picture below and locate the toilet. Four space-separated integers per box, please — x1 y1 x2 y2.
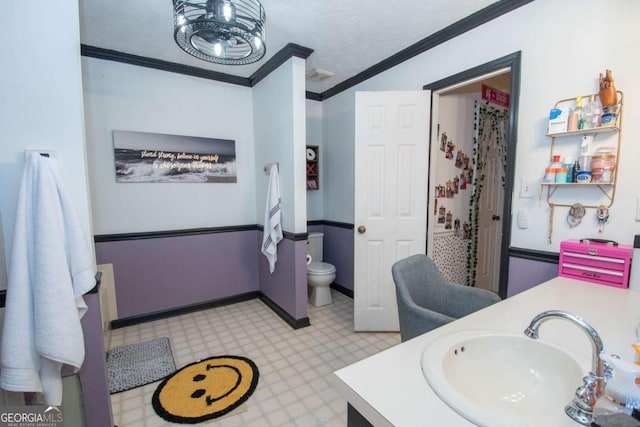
307 232 336 306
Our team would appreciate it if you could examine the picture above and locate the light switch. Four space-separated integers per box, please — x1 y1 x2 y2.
519 180 536 198
636 197 640 221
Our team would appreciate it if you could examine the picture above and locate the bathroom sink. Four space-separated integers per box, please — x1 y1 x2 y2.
421 329 586 427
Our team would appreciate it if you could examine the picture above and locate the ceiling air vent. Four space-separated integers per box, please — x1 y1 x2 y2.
307 68 334 82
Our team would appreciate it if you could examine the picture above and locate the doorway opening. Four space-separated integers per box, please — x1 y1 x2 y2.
424 52 521 298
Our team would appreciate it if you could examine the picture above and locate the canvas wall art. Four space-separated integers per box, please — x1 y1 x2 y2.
113 130 237 183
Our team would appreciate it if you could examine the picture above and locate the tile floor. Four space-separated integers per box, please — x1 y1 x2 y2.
109 291 400 426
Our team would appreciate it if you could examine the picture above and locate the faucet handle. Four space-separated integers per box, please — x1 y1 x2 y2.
575 375 598 408
603 361 614 381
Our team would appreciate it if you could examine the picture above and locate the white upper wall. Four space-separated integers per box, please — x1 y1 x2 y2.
306 99 324 221
82 58 257 234
322 0 640 251
432 92 477 232
253 57 307 234
1 1 93 259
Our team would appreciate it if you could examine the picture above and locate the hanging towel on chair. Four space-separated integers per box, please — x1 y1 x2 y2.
0 153 96 405
261 164 283 273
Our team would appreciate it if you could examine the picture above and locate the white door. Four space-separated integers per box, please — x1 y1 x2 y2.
475 149 504 292
354 91 431 331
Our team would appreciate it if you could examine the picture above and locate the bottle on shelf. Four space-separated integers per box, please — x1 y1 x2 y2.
592 106 602 128
563 157 574 183
583 97 594 130
555 167 568 183
572 159 580 183
568 109 578 132
567 96 584 131
575 96 585 130
543 167 556 183
543 155 561 183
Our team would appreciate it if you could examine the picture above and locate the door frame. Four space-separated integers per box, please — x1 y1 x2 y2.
423 51 521 299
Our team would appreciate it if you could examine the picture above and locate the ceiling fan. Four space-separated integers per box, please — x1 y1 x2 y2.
173 0 266 65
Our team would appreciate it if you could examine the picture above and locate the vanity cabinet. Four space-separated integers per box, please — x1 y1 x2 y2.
541 91 623 242
306 145 319 190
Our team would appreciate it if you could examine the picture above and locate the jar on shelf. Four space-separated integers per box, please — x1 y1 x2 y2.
600 166 613 183
555 167 568 183
543 167 556 183
592 148 616 182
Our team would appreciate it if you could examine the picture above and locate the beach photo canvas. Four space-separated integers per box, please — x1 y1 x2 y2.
113 130 237 183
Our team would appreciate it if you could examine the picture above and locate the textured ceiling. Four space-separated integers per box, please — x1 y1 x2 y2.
79 0 499 93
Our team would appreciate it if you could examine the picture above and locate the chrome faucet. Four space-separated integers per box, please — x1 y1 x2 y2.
524 310 605 426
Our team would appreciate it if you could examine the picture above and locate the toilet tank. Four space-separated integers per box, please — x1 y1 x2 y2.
307 232 324 262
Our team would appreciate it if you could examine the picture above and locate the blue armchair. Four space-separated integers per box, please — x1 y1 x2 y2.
391 254 502 342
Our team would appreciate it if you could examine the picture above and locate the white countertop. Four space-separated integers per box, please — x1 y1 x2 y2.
332 277 640 426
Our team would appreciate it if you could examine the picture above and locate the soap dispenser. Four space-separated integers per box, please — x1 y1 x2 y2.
593 354 640 421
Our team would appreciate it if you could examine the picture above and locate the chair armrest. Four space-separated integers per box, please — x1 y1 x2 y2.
398 298 455 342
442 282 502 319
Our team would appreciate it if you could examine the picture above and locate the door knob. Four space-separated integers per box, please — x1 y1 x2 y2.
492 215 501 221
357 225 366 234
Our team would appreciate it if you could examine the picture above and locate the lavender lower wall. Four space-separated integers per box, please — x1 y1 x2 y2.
323 226 354 291
507 256 558 297
95 230 260 318
309 224 354 292
258 235 308 321
80 292 113 427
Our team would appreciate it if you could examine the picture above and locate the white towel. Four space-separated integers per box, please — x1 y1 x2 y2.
0 153 96 405
261 164 283 273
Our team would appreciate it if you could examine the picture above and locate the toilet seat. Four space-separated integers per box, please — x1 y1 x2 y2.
307 261 336 275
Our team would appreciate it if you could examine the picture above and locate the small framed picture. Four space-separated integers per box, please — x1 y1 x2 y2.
445 141 455 160
438 206 446 224
455 151 464 168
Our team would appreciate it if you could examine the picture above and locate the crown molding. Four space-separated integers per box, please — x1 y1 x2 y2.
81 43 313 88
80 44 251 86
250 43 314 86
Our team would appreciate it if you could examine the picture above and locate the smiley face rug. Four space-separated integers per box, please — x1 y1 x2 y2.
152 355 259 424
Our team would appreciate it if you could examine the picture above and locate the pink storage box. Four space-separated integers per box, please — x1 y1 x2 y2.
558 239 633 288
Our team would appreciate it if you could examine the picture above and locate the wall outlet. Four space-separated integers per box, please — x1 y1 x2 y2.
519 179 536 198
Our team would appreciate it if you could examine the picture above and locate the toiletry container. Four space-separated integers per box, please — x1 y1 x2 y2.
602 105 619 127
568 108 578 131
583 99 596 130
555 167 568 183
575 96 585 130
543 168 556 183
592 106 602 128
592 148 616 183
577 154 593 182
593 354 640 421
578 154 592 172
563 157 574 183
